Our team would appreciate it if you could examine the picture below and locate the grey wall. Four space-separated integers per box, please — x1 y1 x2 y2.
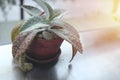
0 21 19 45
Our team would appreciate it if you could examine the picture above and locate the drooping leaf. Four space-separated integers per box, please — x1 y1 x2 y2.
50 29 82 53
50 19 80 38
69 46 77 62
12 29 42 59
33 0 53 19
21 5 42 16
50 29 83 60
11 21 23 42
49 20 83 61
18 54 33 72
12 29 44 71
20 16 45 32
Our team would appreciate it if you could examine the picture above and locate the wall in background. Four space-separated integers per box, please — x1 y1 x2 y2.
0 0 119 44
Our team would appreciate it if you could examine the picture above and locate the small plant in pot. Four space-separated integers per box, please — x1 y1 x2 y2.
11 0 83 72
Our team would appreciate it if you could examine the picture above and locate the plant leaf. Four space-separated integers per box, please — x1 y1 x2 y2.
20 16 45 32
69 46 77 62
70 46 77 62
49 20 83 61
50 29 83 53
44 1 53 18
49 9 64 20
50 29 83 61
21 5 42 16
50 19 80 38
21 23 49 33
12 30 42 59
33 0 53 19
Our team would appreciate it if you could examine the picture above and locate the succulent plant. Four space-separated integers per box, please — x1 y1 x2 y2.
12 0 83 72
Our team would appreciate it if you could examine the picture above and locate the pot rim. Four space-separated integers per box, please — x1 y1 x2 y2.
26 49 61 64
35 37 63 41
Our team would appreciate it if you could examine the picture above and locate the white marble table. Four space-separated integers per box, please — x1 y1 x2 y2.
1 27 120 80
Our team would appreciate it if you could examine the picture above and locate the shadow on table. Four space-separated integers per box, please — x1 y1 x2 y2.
12 60 72 80
26 66 58 80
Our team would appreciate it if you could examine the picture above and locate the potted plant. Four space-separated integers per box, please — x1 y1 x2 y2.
11 0 83 72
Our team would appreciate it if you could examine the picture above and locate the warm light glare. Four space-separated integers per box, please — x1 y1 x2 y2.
112 0 120 21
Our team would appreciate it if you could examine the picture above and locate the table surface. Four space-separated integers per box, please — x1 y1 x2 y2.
1 27 120 80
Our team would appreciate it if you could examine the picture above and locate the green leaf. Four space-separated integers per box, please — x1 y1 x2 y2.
50 9 66 20
21 23 49 33
33 0 53 19
44 1 53 18
20 16 45 32
21 5 42 16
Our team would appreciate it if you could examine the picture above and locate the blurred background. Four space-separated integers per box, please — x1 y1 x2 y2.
0 0 120 44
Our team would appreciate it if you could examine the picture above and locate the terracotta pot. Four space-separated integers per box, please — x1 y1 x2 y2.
26 36 63 64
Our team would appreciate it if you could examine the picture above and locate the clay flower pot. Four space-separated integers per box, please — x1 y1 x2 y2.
26 37 63 64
